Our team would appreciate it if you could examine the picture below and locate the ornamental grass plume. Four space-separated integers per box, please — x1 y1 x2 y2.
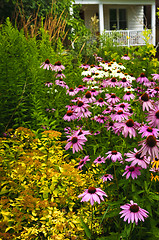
78 187 107 206
120 200 149 225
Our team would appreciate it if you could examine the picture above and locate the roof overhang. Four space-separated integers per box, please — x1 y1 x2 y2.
74 0 155 5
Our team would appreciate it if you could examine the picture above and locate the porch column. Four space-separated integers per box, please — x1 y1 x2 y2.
99 4 104 35
151 3 156 46
69 4 75 49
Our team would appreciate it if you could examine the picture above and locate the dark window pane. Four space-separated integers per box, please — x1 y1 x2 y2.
110 9 117 21
119 21 127 29
119 9 126 21
119 9 127 29
110 9 117 30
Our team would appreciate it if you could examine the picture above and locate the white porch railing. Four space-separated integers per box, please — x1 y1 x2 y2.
103 30 152 47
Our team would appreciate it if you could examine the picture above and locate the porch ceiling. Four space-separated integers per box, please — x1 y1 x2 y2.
74 0 155 5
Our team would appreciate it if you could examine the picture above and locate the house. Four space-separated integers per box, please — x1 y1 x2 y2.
72 0 156 46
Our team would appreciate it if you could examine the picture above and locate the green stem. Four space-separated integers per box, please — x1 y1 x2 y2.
113 165 119 199
91 205 94 239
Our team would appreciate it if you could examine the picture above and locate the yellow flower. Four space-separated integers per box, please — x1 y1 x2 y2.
127 36 130 39
152 157 159 169
151 173 159 181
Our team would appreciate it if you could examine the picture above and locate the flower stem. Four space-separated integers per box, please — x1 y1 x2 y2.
91 205 94 239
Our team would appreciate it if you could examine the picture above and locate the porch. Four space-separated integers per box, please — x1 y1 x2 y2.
103 29 153 47
73 0 156 46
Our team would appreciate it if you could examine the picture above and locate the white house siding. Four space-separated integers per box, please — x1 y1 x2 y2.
128 6 144 30
82 4 144 31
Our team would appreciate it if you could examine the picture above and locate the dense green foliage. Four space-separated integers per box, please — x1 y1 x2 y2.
0 8 159 240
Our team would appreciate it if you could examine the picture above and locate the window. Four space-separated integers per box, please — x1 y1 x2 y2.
109 9 127 30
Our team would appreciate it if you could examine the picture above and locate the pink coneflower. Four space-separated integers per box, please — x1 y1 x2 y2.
115 102 131 112
144 79 156 88
78 187 107 206
138 125 159 138
94 156 106 165
105 150 123 163
52 61 65 72
120 200 149 225
55 70 66 79
63 110 77 121
121 54 130 60
123 91 135 101
139 93 154 111
146 86 159 98
102 106 113 115
105 93 121 105
75 85 87 93
114 119 140 138
110 110 129 122
80 63 90 69
89 88 100 96
45 81 53 87
106 77 119 88
83 91 96 103
74 100 90 115
82 75 94 82
40 59 54 70
146 104 159 128
93 130 101 135
65 133 87 153
77 155 90 170
105 121 116 131
46 108 55 112
66 87 77 96
138 135 159 160
122 165 141 179
136 72 149 84
94 53 103 62
119 78 132 88
64 127 72 135
79 108 92 118
75 128 91 136
101 174 113 182
94 97 107 107
135 86 145 96
55 79 68 89
125 148 150 169
93 115 108 124
151 73 159 81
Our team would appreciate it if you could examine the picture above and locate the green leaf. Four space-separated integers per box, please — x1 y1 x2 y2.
100 206 110 224
149 192 159 201
80 216 91 239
